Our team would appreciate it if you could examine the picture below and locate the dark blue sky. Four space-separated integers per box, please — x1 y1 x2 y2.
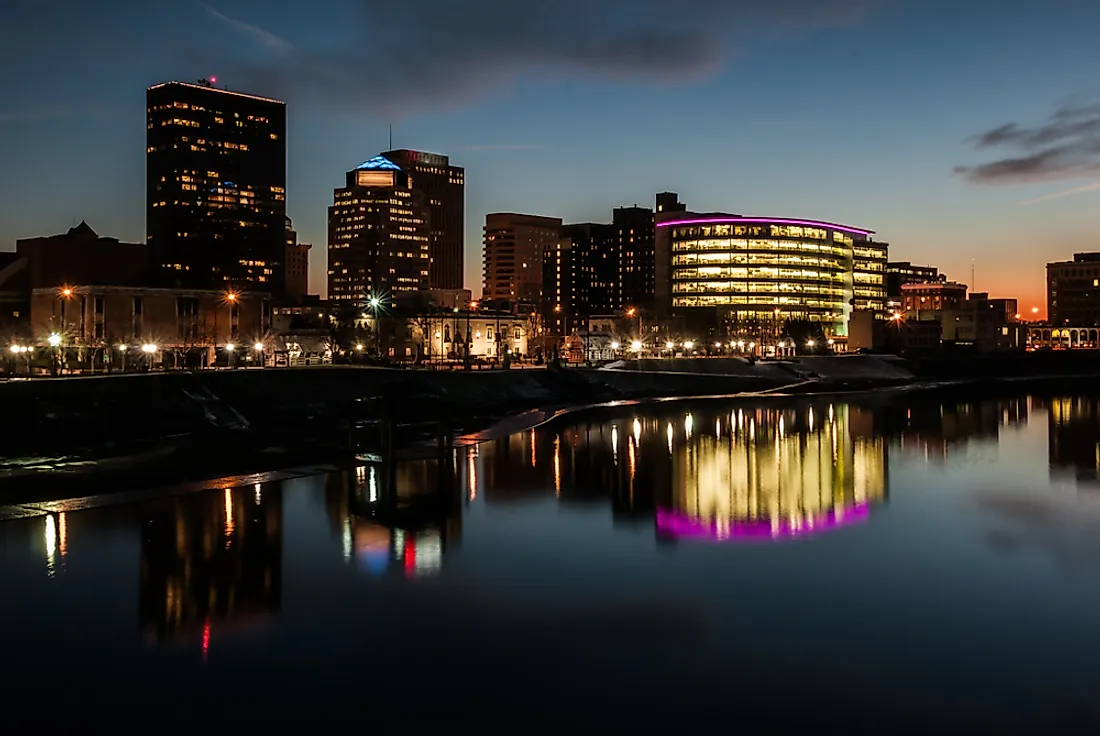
2 0 1099 308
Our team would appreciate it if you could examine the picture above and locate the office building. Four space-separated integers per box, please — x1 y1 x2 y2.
657 213 888 335
887 261 944 298
328 155 430 305
283 217 311 300
900 281 968 314
482 213 562 303
1047 253 1100 326
146 80 286 293
382 149 465 290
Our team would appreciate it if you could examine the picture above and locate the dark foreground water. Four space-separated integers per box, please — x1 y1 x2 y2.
4 394 1100 729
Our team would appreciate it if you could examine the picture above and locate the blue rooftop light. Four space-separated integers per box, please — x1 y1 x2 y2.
355 155 402 172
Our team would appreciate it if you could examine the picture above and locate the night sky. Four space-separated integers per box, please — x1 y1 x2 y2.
2 0 1099 311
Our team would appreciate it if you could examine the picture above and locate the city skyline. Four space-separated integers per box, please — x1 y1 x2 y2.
3 1 1100 313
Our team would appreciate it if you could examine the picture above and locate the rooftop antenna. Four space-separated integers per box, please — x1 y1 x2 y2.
971 260 976 292
388 124 393 151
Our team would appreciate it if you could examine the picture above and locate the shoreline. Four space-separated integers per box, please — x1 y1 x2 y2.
2 367 1097 511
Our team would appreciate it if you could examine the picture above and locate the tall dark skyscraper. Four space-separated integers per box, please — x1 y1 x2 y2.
381 150 465 289
146 80 287 293
328 155 430 305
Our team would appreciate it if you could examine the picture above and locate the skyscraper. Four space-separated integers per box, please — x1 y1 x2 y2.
327 155 430 305
482 213 562 303
381 149 465 289
146 80 286 293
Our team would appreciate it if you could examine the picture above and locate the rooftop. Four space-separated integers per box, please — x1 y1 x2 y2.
147 81 285 105
354 155 402 172
658 214 874 237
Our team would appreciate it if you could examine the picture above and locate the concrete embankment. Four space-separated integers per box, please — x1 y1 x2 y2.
0 365 787 480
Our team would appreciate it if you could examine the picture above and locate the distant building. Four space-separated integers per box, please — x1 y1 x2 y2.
29 284 272 367
283 217 311 300
1047 252 1100 326
327 155 430 305
612 205 657 311
900 281 968 314
17 221 149 290
382 150 465 290
887 261 945 298
1028 325 1100 350
657 212 887 336
482 213 562 303
541 237 578 336
146 80 287 293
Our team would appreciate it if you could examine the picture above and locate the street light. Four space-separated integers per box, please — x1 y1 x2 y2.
9 345 19 354
225 342 235 352
665 340 674 350
253 342 264 352
141 343 157 354
684 340 694 350
806 339 815 348
631 340 642 352
610 341 620 351
48 333 61 347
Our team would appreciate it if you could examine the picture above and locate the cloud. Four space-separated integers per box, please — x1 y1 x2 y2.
461 144 545 152
195 0 877 117
955 101 1100 184
1019 181 1100 205
197 1 295 54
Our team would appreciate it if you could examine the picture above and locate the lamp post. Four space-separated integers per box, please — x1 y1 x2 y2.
141 342 157 372
48 332 62 376
254 342 264 368
369 295 382 356
225 341 236 369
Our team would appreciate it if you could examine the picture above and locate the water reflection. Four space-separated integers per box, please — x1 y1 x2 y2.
470 402 889 542
1043 396 1100 487
323 458 461 578
139 485 283 645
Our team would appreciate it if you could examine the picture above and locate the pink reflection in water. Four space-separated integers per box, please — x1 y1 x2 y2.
656 502 871 542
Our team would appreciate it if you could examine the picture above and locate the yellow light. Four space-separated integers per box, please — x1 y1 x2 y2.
8 345 18 354
684 341 694 350
253 342 264 351
61 288 73 298
631 340 642 352
47 333 61 347
356 344 364 351
224 343 235 352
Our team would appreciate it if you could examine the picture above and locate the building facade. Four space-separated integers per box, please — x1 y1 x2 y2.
146 80 287 293
382 149 465 290
283 217 311 300
328 156 430 305
482 213 562 303
1047 252 1100 326
29 285 272 364
900 281 969 314
541 238 578 336
658 214 887 336
887 261 944 298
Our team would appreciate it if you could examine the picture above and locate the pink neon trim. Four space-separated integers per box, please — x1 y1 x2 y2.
657 216 874 236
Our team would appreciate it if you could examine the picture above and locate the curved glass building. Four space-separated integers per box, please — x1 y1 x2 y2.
656 214 887 336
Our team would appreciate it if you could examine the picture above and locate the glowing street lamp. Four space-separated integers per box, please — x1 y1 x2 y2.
355 344 364 352
806 339 815 348
47 333 61 347
253 342 264 352
9 345 19 354
610 341 620 351
224 342 235 352
631 340 642 353
665 340 674 350
141 343 157 354
684 340 694 350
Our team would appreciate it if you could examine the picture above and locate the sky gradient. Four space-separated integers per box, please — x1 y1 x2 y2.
2 0 1099 314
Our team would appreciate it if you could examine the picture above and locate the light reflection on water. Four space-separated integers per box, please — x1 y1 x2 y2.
3 395 1100 725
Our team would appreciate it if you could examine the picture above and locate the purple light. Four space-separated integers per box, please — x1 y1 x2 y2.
657 217 874 236
656 502 871 542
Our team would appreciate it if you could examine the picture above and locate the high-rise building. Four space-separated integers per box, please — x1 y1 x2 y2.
382 149 465 290
146 80 286 293
562 222 615 315
328 155 430 305
482 213 562 303
1047 253 1100 326
612 206 656 312
284 217 311 300
541 237 577 336
657 212 888 336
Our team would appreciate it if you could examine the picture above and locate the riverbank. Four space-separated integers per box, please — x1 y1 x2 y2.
3 352 1100 504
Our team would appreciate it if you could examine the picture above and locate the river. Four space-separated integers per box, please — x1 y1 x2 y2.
3 393 1100 728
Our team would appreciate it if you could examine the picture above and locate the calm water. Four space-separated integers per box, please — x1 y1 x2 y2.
4 394 1100 728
